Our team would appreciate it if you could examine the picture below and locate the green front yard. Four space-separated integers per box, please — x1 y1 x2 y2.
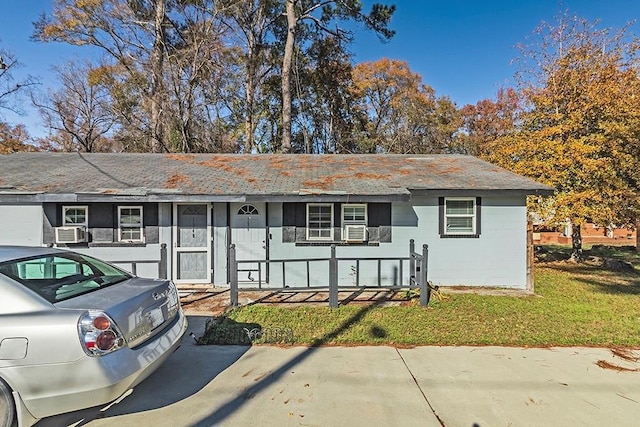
202 245 640 347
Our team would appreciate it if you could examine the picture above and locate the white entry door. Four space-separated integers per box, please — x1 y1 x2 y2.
231 203 266 282
173 204 211 284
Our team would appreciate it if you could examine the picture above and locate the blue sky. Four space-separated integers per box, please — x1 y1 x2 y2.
2 0 640 137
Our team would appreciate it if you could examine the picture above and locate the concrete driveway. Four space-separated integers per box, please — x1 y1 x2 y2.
37 315 640 427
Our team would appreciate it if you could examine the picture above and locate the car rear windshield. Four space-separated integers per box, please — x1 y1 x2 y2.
0 252 132 303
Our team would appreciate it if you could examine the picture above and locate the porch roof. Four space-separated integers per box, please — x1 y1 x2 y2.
0 153 554 202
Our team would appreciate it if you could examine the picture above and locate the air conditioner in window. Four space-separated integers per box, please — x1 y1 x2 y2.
344 225 367 242
55 226 87 244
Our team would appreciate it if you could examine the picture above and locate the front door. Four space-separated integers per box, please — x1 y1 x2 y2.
173 204 211 284
231 203 266 282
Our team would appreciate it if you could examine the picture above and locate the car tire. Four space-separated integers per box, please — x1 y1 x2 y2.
0 379 17 427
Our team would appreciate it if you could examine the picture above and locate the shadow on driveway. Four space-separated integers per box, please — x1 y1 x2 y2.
37 293 392 426
191 291 392 426
35 315 250 426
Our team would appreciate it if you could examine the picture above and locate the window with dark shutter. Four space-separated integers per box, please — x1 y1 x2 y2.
282 202 392 244
439 197 481 238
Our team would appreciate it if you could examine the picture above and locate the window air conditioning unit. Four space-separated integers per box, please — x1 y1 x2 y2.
55 226 87 244
344 225 367 242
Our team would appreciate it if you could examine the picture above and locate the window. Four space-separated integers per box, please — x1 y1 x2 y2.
118 206 144 242
342 204 367 226
342 204 368 241
237 204 259 215
440 197 480 237
282 202 391 244
0 252 131 303
63 206 88 227
307 204 333 240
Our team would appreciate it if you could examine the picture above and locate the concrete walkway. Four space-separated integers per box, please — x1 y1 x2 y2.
37 316 640 427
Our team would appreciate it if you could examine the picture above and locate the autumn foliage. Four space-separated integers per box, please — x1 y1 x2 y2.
481 15 640 258
6 3 640 256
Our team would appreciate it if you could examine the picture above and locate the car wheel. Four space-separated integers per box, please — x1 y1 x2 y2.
0 379 17 427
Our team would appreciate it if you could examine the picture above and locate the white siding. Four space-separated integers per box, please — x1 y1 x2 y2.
0 204 43 246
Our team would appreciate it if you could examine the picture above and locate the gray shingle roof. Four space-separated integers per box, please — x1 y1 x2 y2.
0 153 554 202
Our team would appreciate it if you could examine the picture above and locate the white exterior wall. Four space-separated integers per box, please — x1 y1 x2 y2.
262 195 529 289
0 204 43 246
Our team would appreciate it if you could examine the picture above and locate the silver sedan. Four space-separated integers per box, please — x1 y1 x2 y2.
0 247 188 427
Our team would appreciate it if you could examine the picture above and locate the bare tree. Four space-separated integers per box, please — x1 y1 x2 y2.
0 48 39 118
33 0 172 152
33 61 116 152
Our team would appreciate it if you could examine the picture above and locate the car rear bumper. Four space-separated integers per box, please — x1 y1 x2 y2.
15 309 188 421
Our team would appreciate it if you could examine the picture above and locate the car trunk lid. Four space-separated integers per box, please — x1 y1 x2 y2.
54 278 181 348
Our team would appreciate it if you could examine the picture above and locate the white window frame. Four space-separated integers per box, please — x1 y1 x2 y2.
62 205 88 227
444 197 476 235
341 204 368 227
118 206 144 243
237 204 259 216
306 203 334 240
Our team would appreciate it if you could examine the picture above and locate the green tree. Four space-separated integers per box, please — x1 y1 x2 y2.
290 36 359 153
221 0 280 153
280 0 395 153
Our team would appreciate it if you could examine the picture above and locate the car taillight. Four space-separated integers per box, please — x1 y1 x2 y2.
167 281 180 317
78 311 125 356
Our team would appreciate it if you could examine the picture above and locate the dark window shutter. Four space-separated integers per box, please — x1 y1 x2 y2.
282 203 296 226
143 203 159 243
282 203 306 227
475 197 482 235
438 197 445 236
42 203 57 244
368 203 391 243
368 203 391 226
439 197 481 238
283 203 306 242
296 203 306 226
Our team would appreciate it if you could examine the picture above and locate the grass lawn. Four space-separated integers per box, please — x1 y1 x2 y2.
201 245 640 347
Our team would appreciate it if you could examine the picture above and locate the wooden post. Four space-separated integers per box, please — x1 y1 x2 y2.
409 239 415 284
526 221 534 292
159 243 167 279
420 244 429 307
329 245 338 308
229 244 238 307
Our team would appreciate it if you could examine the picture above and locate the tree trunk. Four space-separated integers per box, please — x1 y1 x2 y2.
150 0 166 153
281 0 296 153
570 222 583 262
636 218 640 252
245 34 255 153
